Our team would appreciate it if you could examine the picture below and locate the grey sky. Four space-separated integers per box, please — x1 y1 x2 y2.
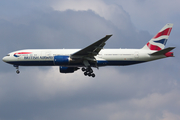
0 0 180 120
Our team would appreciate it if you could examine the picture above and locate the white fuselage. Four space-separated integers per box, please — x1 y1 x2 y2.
2 49 166 67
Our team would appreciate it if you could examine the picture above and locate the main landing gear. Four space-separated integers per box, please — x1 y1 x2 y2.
82 67 95 78
14 65 20 74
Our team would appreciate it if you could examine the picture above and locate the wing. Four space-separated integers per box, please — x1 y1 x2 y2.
71 35 112 60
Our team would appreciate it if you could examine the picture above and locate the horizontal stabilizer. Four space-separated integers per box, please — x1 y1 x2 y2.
150 47 175 55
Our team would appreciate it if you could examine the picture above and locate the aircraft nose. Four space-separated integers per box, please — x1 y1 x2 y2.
2 56 8 62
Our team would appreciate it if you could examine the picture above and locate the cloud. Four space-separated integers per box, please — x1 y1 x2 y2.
51 0 133 30
114 0 180 35
160 110 180 120
130 90 180 110
1 61 179 120
0 0 179 120
52 0 119 20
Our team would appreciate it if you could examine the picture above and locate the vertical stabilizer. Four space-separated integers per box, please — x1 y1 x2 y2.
142 23 173 51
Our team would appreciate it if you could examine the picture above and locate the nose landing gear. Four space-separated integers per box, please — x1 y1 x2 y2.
16 69 20 74
14 65 20 74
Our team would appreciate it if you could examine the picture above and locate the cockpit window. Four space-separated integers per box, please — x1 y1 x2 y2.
6 54 10 56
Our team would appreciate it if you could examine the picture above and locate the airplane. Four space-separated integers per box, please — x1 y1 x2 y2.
2 23 175 78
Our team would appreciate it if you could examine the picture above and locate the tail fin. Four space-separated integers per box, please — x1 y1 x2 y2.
142 23 173 51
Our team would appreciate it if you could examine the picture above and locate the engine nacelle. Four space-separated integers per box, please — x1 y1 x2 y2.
59 66 79 73
54 56 69 65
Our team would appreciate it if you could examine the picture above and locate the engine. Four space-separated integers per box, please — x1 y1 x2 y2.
59 66 79 73
54 56 70 65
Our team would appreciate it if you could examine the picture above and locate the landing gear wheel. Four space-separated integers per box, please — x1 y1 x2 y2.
16 70 20 74
82 67 86 72
84 72 88 76
14 65 20 74
91 73 95 78
83 66 96 78
88 73 92 77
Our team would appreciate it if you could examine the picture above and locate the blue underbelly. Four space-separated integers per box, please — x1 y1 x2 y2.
7 60 146 66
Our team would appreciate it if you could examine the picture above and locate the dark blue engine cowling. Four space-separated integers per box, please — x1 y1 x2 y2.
59 66 79 73
54 56 69 65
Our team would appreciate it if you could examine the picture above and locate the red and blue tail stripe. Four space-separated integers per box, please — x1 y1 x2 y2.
153 39 167 45
146 42 162 51
153 28 172 39
142 24 173 51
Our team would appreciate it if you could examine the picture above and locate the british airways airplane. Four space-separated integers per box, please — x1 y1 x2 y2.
2 24 175 77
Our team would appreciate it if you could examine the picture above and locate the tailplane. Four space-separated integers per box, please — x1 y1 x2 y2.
142 23 173 51
150 47 175 57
